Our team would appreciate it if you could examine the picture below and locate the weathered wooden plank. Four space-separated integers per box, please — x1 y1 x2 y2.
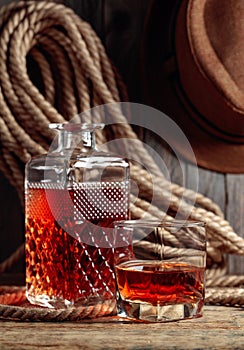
226 174 244 274
64 0 105 39
0 173 23 268
143 130 187 187
186 164 226 213
0 306 243 350
103 0 151 100
0 0 16 5
0 0 63 4
142 130 227 213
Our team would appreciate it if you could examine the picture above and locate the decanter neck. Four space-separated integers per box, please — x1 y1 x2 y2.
60 129 95 152
50 123 103 154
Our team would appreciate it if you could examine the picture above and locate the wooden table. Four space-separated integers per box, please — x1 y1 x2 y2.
0 306 243 350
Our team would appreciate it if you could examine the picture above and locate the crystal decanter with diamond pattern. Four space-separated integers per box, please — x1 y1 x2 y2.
25 123 130 311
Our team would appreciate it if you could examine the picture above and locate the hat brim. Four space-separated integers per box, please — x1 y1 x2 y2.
141 0 244 174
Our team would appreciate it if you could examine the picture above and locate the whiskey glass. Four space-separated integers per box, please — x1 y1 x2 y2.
113 220 206 322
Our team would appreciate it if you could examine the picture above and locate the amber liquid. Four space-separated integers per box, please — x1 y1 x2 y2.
115 261 205 306
25 184 129 305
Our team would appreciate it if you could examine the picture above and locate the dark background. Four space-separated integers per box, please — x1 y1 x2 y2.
0 0 243 276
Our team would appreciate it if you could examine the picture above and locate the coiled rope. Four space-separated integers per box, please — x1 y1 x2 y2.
0 1 243 320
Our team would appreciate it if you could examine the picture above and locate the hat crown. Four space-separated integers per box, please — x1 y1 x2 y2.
175 0 244 141
205 0 244 92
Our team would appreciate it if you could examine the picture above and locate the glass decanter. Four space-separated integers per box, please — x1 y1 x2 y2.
25 123 130 311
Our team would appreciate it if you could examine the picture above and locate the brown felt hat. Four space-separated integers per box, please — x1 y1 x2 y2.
142 0 244 173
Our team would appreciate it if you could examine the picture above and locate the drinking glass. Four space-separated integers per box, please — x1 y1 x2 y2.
113 220 206 322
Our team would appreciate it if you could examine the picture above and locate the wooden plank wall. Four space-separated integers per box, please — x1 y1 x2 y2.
0 0 243 274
